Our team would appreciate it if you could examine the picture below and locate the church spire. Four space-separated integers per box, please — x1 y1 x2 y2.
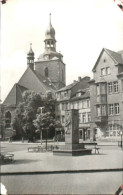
27 43 35 70
44 13 56 52
49 13 51 25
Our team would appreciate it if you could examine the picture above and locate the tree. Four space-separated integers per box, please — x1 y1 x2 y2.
33 111 56 149
33 92 60 148
12 91 43 141
12 102 26 140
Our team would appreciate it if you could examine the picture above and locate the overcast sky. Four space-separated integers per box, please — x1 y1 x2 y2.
1 0 123 102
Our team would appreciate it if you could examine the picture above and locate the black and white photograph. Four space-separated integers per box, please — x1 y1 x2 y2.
0 0 123 194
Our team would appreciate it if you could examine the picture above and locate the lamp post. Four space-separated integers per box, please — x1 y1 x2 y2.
120 130 123 148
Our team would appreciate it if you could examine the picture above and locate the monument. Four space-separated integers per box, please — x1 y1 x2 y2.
53 109 92 156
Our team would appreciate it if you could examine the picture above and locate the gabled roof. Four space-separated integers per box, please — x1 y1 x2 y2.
34 71 57 91
56 81 78 92
92 48 123 72
18 67 56 94
3 66 58 106
70 90 90 102
3 84 27 106
106 48 123 64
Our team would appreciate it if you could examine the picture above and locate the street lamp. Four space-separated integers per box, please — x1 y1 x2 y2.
120 130 123 148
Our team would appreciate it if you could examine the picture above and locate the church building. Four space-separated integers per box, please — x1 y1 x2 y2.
2 14 66 138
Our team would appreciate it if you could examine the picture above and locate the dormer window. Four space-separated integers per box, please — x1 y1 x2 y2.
76 92 81 97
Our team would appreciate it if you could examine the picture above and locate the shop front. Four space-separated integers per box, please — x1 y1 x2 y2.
79 124 90 141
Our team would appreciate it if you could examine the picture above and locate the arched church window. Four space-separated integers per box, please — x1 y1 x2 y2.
5 111 11 128
45 67 49 77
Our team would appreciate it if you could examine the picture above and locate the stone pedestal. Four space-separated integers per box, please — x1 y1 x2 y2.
53 110 92 156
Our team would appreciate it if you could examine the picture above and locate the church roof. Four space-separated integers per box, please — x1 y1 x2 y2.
92 48 123 72
27 44 34 56
3 67 57 107
18 67 56 94
3 84 27 106
33 70 57 91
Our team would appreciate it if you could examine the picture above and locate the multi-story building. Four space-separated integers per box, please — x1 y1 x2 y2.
90 48 123 140
55 76 91 141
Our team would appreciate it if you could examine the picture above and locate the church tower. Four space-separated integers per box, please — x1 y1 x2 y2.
27 43 35 70
35 14 66 90
44 13 56 54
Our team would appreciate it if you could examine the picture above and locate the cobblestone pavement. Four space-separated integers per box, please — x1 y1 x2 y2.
1 172 123 194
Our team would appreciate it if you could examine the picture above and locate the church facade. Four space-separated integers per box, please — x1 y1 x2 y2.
2 14 66 138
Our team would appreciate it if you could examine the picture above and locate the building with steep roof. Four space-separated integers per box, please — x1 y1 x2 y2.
89 48 123 140
2 14 66 138
55 76 91 141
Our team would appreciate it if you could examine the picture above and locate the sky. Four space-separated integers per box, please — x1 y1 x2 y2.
1 0 123 102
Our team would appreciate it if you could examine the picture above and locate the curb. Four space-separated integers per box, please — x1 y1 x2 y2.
1 168 123 176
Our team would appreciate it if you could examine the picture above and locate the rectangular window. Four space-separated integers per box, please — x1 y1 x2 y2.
71 103 74 109
88 113 91 122
82 101 86 109
114 103 119 114
101 84 106 94
62 103 65 111
108 82 113 94
56 104 60 111
97 106 101 116
109 104 114 115
82 113 86 123
64 92 67 97
79 101 82 109
113 81 118 93
101 68 106 76
106 67 111 75
102 105 106 116
77 102 79 109
79 113 82 123
87 100 90 108
66 103 68 110
96 85 100 95
122 80 123 91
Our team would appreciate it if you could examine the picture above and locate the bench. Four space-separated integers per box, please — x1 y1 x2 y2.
0 153 14 163
28 146 45 152
94 146 100 154
4 154 14 161
28 147 40 152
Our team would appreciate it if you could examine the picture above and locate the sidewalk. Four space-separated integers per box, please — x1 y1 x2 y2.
1 147 123 174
